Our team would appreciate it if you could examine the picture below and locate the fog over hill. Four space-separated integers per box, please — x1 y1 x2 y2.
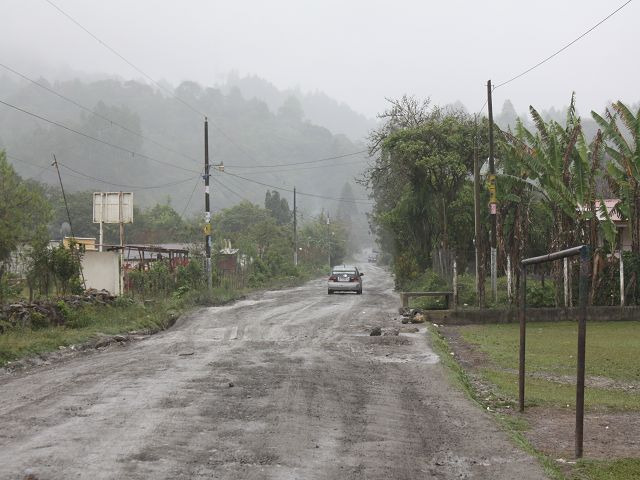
0 73 371 218
221 72 378 142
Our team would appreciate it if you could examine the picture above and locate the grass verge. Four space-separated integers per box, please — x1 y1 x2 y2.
436 322 640 479
483 370 640 410
1 269 327 368
427 324 567 480
570 458 640 480
459 321 640 383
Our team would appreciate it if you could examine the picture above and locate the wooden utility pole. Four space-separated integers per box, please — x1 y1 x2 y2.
473 116 482 306
293 187 298 266
326 213 331 268
204 118 212 290
487 80 497 301
51 154 86 290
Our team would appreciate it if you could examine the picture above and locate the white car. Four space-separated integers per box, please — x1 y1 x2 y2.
327 265 363 294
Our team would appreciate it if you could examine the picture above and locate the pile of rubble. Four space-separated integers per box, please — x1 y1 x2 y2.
0 289 115 333
398 307 426 324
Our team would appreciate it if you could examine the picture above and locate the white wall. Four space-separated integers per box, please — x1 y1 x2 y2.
81 251 120 295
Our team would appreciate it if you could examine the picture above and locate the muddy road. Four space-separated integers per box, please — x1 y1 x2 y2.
0 264 548 479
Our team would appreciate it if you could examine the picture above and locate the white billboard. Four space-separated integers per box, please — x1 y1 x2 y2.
93 192 133 224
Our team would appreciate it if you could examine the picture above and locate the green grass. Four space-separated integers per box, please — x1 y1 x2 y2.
571 458 640 480
0 285 249 367
0 302 173 366
460 321 640 383
0 268 325 367
428 324 566 480
484 370 640 410
434 322 640 479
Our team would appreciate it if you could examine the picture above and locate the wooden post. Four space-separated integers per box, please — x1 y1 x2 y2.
564 257 569 308
452 256 458 309
507 255 512 303
620 251 625 306
519 264 527 412
575 246 590 459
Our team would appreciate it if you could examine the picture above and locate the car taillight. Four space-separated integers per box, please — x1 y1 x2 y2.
329 275 337 281
350 276 358 282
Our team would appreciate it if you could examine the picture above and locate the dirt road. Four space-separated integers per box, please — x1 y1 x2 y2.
0 265 549 479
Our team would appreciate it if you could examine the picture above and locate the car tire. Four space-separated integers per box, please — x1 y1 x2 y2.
357 288 362 295
328 289 333 295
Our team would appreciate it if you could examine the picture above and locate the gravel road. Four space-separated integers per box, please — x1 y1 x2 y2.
0 264 549 479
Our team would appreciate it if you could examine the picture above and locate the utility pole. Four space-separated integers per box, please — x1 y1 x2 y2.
51 155 86 290
204 117 212 290
326 213 331 268
487 80 498 302
293 187 298 266
473 116 482 306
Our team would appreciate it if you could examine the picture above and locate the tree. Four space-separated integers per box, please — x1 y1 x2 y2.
278 96 304 123
592 102 640 252
500 95 615 305
362 99 487 284
264 190 292 225
0 152 51 299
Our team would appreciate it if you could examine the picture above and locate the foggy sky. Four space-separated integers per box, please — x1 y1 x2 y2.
1 0 637 119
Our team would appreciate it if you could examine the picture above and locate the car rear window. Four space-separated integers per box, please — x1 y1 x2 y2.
333 270 357 275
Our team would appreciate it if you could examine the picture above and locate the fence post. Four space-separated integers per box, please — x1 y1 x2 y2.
575 246 590 459
452 256 458 308
619 251 625 307
519 263 527 412
507 255 512 303
564 257 569 308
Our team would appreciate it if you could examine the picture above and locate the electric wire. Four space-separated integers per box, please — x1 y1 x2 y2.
224 150 368 168
180 174 202 218
221 170 373 205
0 62 201 167
6 153 53 181
40 0 377 206
210 175 251 203
0 98 201 174
44 0 263 164
7 152 198 190
224 157 371 176
494 0 633 89
58 162 200 190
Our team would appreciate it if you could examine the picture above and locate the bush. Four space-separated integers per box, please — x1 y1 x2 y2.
29 312 49 330
526 281 555 307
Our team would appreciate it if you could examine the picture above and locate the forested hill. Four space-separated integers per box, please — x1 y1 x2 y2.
0 75 371 215
221 72 378 141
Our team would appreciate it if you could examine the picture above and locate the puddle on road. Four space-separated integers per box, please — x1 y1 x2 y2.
349 327 440 365
376 352 440 364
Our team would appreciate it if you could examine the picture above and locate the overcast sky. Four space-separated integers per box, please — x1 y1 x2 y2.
1 0 637 119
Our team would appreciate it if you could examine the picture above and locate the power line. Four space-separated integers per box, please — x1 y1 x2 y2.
0 62 201 167
224 150 369 168
180 174 202 218
494 0 633 89
210 175 251 203
0 98 201 174
225 157 371 176
6 153 53 181
58 162 199 190
43 0 262 164
222 170 373 205
7 152 198 190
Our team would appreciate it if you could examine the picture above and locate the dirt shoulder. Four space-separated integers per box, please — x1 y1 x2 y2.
439 324 640 471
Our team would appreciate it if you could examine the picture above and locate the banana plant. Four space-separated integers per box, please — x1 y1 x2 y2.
499 95 616 305
592 101 640 252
